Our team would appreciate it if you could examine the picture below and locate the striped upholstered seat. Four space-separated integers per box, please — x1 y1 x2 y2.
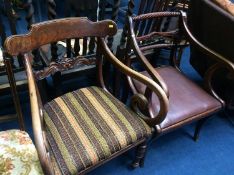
44 86 152 175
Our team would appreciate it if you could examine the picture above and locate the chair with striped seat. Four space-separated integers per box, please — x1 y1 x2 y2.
4 18 168 174
44 86 151 174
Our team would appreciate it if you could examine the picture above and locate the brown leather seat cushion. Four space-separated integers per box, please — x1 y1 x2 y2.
132 66 222 131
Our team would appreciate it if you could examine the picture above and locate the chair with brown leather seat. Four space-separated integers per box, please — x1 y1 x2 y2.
125 11 234 140
115 0 190 98
4 17 169 174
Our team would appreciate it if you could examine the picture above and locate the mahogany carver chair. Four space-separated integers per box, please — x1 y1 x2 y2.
124 11 234 140
4 17 169 174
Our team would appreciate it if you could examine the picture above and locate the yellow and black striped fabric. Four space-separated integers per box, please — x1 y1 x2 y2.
44 86 152 175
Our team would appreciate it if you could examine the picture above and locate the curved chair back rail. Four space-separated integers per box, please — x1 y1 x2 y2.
132 11 181 21
5 18 117 56
5 17 169 174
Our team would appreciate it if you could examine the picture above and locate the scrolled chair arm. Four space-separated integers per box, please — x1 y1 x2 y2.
204 63 227 107
98 38 169 126
179 10 234 106
127 15 170 97
130 93 149 117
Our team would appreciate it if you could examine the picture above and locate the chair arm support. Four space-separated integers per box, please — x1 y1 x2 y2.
180 11 234 77
180 11 234 105
127 16 169 97
204 63 226 107
98 38 169 126
24 54 54 175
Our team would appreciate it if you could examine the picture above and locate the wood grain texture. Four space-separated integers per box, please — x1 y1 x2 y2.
5 18 117 56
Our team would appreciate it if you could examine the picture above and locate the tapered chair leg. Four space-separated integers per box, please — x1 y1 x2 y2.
131 141 147 168
193 118 209 142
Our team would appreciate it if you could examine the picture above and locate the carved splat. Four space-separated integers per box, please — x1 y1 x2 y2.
34 56 96 80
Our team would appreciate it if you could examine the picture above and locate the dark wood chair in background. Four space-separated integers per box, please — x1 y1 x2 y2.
114 0 190 98
4 17 168 174
117 0 190 56
0 0 42 130
125 11 233 141
0 0 36 130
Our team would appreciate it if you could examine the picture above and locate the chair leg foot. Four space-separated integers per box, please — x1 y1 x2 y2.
193 118 208 142
131 142 147 168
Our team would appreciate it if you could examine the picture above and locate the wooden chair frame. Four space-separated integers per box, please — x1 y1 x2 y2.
125 11 234 135
5 17 169 174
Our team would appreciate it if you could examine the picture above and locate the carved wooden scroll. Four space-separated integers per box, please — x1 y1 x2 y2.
34 56 96 80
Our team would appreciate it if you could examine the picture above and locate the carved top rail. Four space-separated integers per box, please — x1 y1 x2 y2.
5 18 117 56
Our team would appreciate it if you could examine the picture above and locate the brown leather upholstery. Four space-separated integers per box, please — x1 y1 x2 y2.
132 66 222 132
